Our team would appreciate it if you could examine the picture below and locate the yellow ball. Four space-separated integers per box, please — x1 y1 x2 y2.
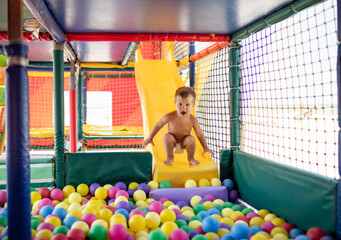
190 195 202 207
69 192 82 204
31 192 42 205
167 205 180 210
76 183 89 197
56 202 69 210
82 207 98 217
188 220 202 229
135 230 149 238
97 199 107 209
92 219 109 230
160 209 176 223
129 214 146 232
133 190 147 202
205 232 219 240
33 215 44 223
111 213 127 222
273 233 289 240
182 210 195 220
35 229 53 239
221 208 233 218
32 201 40 211
110 218 127 228
180 206 193 213
211 214 222 222
163 201 174 208
63 185 75 198
52 200 60 205
148 180 159 190
210 178 222 186
185 179 197 188
95 187 108 200
67 210 82 220
71 220 90 235
87 200 100 211
198 179 210 187
99 208 113 223
212 199 224 205
103 184 113 190
160 221 178 238
203 201 213 210
270 227 288 237
264 213 277 222
146 198 155 204
145 212 160 229
135 200 148 208
220 217 234 227
249 216 265 226
257 209 270 218
45 216 62 228
230 211 244 221
128 182 139 190
272 218 286 227
250 234 269 240
115 196 128 203
217 228 230 237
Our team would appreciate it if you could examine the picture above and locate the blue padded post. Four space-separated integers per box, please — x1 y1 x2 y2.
189 42 195 88
4 43 31 239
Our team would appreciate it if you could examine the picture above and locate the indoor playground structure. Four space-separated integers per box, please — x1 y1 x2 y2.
0 0 340 239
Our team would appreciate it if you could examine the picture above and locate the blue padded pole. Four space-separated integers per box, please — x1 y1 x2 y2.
82 72 87 125
4 43 31 239
189 42 196 88
337 0 341 237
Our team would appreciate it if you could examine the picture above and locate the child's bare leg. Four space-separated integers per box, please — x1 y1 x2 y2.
182 135 199 165
163 133 176 165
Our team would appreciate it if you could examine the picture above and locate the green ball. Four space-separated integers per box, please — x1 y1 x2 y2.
128 198 135 205
53 225 69 235
175 219 187 228
242 208 254 215
159 180 171 188
136 206 148 215
189 215 203 222
223 201 233 208
192 234 209 240
31 217 41 230
180 225 192 233
88 224 107 240
0 216 7 227
193 204 206 215
232 204 244 212
212 204 224 212
147 229 167 240
30 187 36 192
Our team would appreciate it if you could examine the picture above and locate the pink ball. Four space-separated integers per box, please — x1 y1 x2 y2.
129 209 145 218
159 197 168 203
38 187 51 199
125 234 135 240
108 186 120 199
51 234 68 240
81 199 89 205
306 227 326 240
204 194 215 202
109 224 127 240
50 189 64 201
172 209 182 215
115 190 129 199
81 213 98 227
36 222 55 232
246 212 259 220
149 201 165 214
0 191 6 205
169 229 189 240
67 228 85 240
103 206 115 214
261 222 276 234
38 198 54 209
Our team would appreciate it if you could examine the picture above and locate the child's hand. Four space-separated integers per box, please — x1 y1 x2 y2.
142 138 154 148
203 148 215 156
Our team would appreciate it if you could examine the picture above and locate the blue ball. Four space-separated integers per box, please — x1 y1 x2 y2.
197 211 209 220
219 222 231 230
115 208 129 221
39 205 54 218
63 215 79 229
249 225 262 235
207 207 220 216
290 228 305 239
221 234 234 240
52 207 67 221
231 222 249 239
222 179 234 190
201 216 219 233
295 236 312 240
0 210 7 218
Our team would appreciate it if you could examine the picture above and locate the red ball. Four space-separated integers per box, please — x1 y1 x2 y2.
103 205 115 214
306 227 326 240
196 225 205 234
66 228 85 240
51 234 68 240
281 222 296 233
235 216 250 225
38 187 51 199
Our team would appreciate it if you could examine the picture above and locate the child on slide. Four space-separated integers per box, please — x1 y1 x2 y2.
142 86 214 165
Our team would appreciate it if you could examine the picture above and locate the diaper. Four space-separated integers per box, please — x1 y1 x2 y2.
174 143 185 154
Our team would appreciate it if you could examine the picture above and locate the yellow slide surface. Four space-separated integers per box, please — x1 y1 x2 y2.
135 49 218 187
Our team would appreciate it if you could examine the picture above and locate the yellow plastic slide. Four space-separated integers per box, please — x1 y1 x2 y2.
135 48 218 187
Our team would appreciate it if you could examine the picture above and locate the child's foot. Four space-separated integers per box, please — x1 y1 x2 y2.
164 158 174 165
188 158 199 165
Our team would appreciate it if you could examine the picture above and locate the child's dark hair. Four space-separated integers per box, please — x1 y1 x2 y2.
175 87 196 102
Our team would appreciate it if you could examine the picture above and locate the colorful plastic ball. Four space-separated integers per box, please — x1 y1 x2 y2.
39 205 54 218
160 209 176 223
169 229 189 240
129 209 146 218
93 187 107 200
45 216 62 228
281 222 295 233
71 221 90 236
38 198 54 209
192 234 209 240
210 178 221 186
52 207 67 222
115 201 130 211
36 222 55 232
0 191 6 205
31 217 42 230
133 190 147 202
161 221 179 238
222 179 234 190
115 190 129 199
191 196 202 207
320 237 336 240
207 207 220 216
51 233 68 240
249 216 264 227
89 183 101 195
176 201 188 209
63 185 76 198
185 179 197 188
228 190 239 202
108 224 127 240
257 209 270 218
148 181 159 190
159 180 171 188
115 209 129 221
127 189 135 198
108 186 120 199
197 211 210 220
249 225 262 235
270 227 288 238
36 229 54 239
50 189 64 202
231 222 249 239
145 212 160 229
31 191 42 205
68 192 82 204
176 214 188 223
67 228 85 240
53 225 69 235
147 229 167 240
188 229 201 239
115 182 127 190
289 228 305 239
198 179 210 187
76 184 89 197
88 224 107 240
128 182 139 190
63 215 79 229
137 183 150 194
261 221 276 234
201 216 219 233
306 227 326 240
80 212 97 228
128 214 146 232
296 236 313 240
38 187 51 199
92 219 109 231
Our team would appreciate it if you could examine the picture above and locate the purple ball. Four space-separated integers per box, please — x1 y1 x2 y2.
115 201 130 211
129 205 137 211
176 214 188 222
188 230 201 239
228 190 239 202
89 183 101 195
199 198 211 204
321 237 336 240
115 182 127 190
219 222 231 230
108 198 115 205
176 201 188 209
127 189 135 198
137 183 150 194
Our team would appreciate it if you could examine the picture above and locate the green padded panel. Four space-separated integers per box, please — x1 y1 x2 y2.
233 150 337 235
220 149 233 181
65 152 153 187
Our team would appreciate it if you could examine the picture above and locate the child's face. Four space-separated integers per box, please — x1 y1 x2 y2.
175 95 195 117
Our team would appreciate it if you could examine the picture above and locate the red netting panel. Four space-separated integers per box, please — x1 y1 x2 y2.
138 42 161 60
